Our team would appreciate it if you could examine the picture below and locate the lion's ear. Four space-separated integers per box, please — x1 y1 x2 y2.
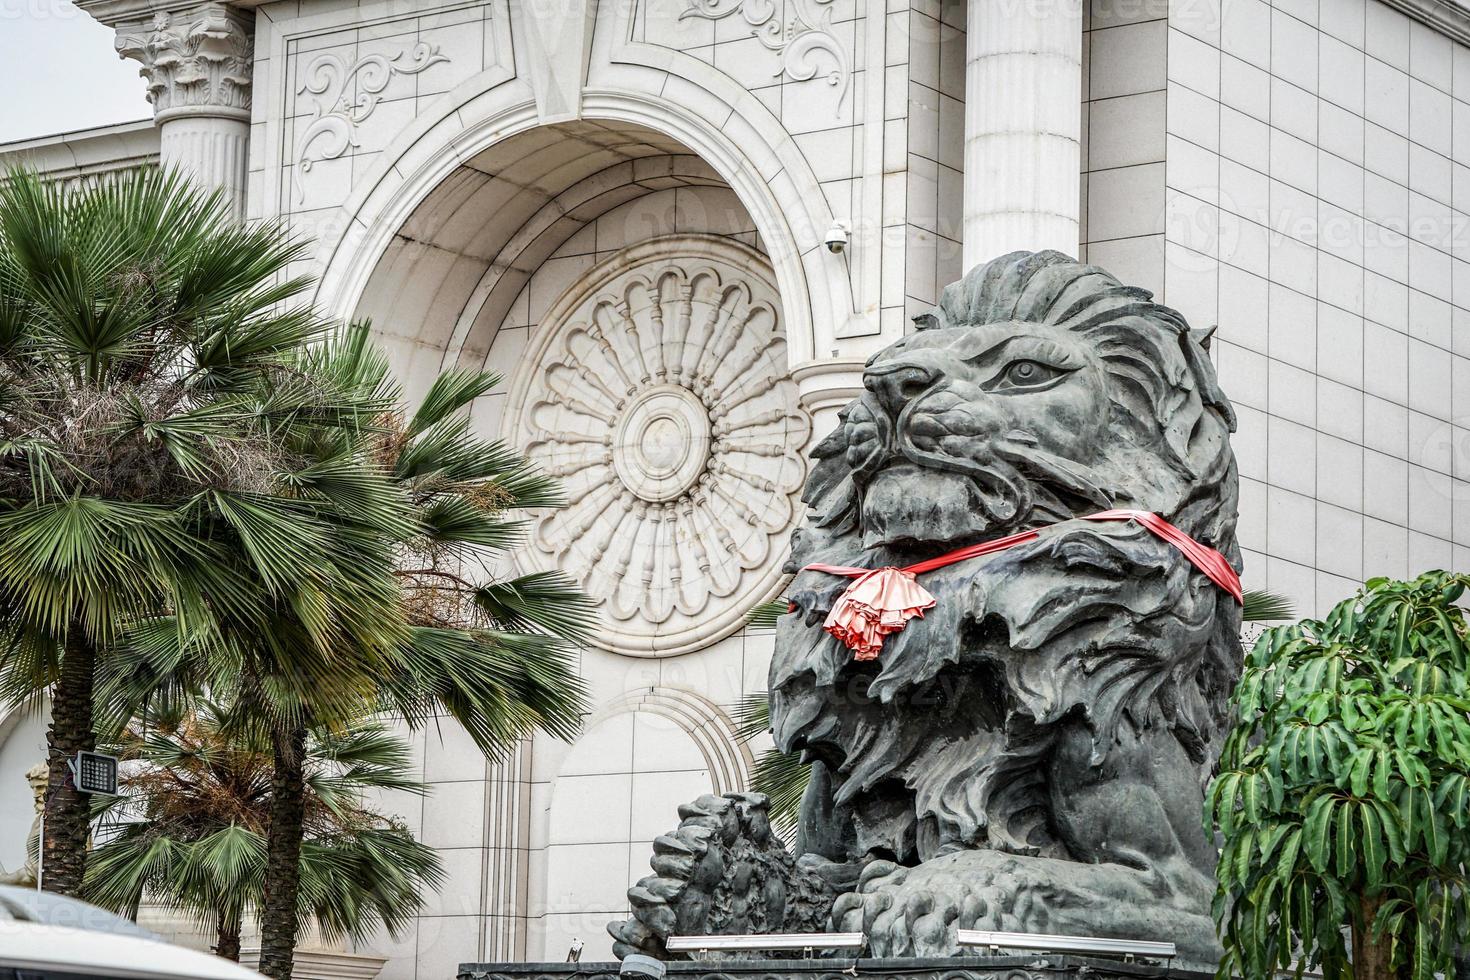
1189 325 1217 351
912 311 943 331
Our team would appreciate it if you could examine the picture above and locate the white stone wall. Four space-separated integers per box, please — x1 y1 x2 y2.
0 704 46 876
339 185 780 974
233 2 943 962
1082 0 1470 618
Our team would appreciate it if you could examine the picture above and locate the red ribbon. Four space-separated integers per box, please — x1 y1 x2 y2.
801 509 1242 660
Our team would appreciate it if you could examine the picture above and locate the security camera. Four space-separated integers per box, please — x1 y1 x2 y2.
824 220 850 254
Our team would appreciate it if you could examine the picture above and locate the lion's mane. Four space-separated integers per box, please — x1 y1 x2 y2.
770 251 1241 864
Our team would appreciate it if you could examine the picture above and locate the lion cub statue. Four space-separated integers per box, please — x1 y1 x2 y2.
610 251 1241 971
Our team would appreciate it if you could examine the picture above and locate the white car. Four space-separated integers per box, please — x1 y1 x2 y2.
0 886 266 980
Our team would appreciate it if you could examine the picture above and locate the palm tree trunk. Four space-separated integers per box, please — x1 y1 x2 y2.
1353 894 1396 980
42 629 96 896
215 908 242 962
259 724 307 980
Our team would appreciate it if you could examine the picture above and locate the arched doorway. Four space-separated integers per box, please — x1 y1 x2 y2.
337 118 799 968
540 689 750 960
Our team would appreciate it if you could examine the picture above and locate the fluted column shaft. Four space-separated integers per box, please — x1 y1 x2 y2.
963 0 1083 265
157 113 250 222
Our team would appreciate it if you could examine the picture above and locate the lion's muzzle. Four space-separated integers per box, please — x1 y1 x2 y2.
864 355 944 418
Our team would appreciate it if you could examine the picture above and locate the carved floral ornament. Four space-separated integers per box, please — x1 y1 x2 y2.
505 237 810 657
679 0 849 107
291 41 448 202
115 4 253 116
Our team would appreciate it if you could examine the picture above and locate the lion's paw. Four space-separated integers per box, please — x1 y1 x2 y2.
608 793 835 960
835 850 1222 969
831 855 1022 957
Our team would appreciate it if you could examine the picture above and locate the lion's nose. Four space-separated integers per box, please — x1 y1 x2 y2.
866 362 937 414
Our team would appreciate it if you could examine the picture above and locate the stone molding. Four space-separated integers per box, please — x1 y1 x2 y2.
582 687 754 794
504 234 809 657
0 121 159 189
1378 0 1470 45
790 356 867 414
115 3 253 122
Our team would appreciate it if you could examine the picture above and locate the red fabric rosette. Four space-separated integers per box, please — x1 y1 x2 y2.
819 567 936 661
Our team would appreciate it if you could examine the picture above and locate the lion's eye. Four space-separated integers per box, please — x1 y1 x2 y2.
992 359 1067 390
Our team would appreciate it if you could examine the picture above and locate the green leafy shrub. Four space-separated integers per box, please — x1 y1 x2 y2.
1209 571 1470 980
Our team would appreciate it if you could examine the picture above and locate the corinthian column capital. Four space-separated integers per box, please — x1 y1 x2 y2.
115 3 253 123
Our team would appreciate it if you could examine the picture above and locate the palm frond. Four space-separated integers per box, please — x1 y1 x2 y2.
750 748 809 841
471 571 597 643
383 626 587 756
732 691 771 742
83 705 437 946
419 497 524 549
745 599 789 631
408 369 501 437
1242 588 1294 622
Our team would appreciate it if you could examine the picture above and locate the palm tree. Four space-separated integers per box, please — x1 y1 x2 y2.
0 168 410 898
737 589 1298 838
102 324 594 979
0 170 591 978
83 699 442 962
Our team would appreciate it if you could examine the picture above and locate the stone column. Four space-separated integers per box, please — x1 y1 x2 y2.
114 4 253 222
962 0 1083 266
792 357 867 450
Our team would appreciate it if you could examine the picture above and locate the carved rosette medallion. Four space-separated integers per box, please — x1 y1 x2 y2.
506 236 810 657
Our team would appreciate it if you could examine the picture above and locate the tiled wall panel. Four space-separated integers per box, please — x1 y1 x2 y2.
1085 0 1470 614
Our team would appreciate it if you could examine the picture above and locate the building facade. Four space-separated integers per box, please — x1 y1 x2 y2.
5 0 1470 971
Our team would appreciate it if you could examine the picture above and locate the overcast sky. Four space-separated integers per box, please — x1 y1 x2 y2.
1 0 152 144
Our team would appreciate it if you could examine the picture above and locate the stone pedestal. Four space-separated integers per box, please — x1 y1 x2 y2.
962 0 1084 264
458 955 1209 980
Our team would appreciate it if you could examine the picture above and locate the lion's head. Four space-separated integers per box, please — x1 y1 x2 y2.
771 251 1241 867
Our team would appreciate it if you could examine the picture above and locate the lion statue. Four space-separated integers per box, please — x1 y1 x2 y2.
610 250 1241 971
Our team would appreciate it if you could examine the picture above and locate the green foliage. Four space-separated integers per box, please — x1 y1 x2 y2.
1243 589 1296 623
0 167 410 720
83 700 444 947
1208 571 1470 980
291 322 595 754
0 166 593 930
745 600 790 632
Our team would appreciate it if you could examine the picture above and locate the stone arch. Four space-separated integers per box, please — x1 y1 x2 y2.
325 103 818 655
580 687 754 794
538 686 751 958
310 80 854 371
